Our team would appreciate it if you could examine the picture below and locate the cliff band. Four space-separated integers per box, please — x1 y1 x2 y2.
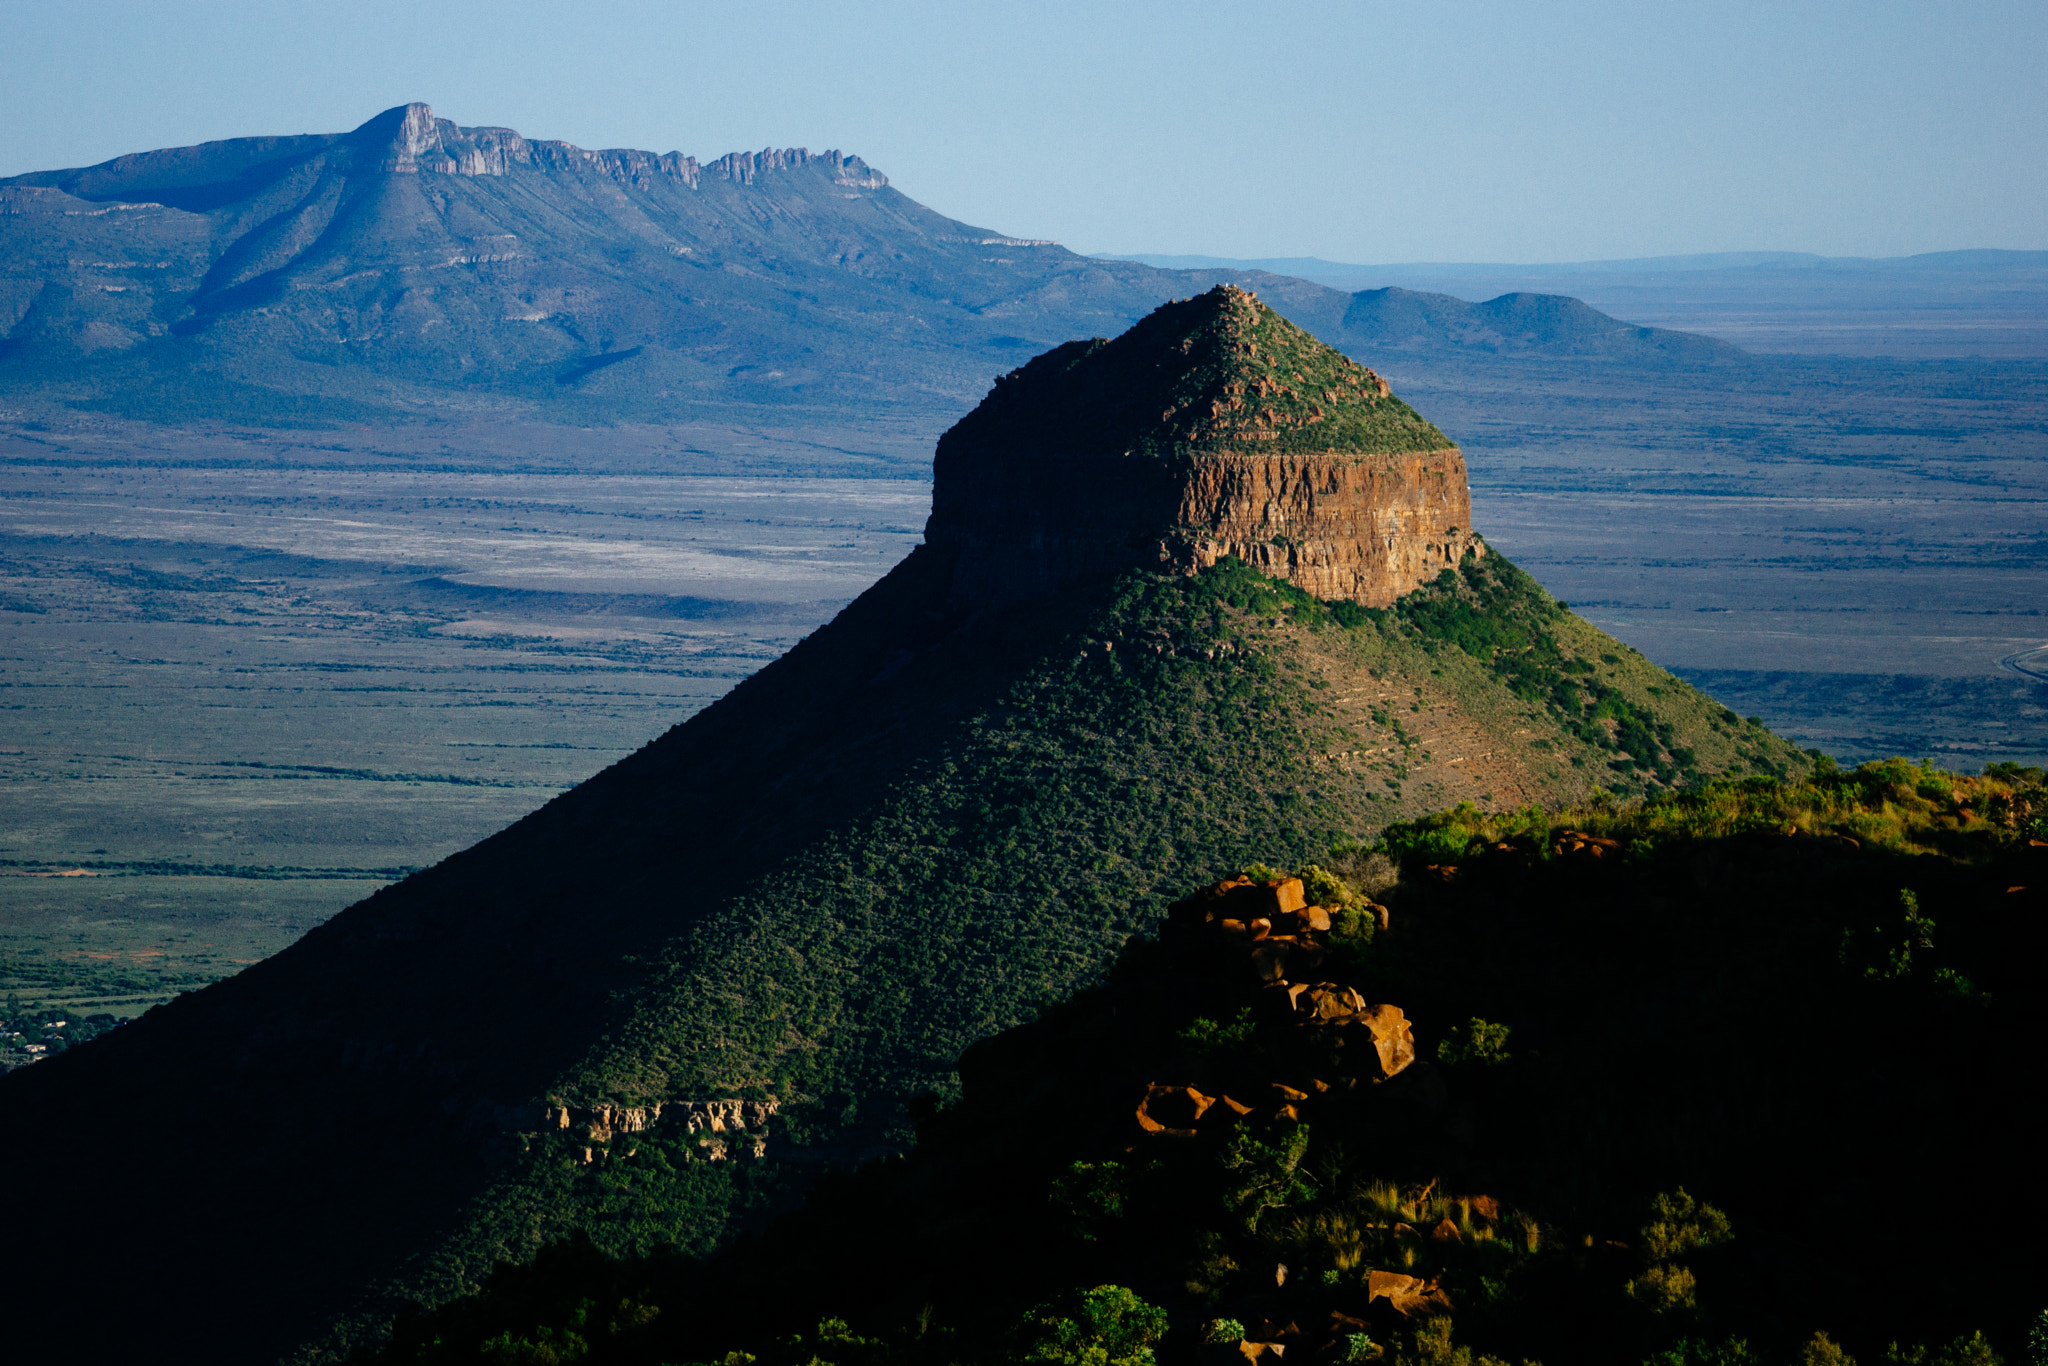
927 285 1478 607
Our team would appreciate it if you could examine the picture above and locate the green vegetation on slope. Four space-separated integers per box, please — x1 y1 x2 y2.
415 555 1806 1318
364 761 2048 1366
1388 551 1801 791
0 550 1810 1366
939 287 1449 465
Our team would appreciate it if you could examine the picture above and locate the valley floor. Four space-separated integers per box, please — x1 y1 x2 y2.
2 349 2044 1015
0 448 925 1018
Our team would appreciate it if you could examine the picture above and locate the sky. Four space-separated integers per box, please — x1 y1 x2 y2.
2 0 2043 263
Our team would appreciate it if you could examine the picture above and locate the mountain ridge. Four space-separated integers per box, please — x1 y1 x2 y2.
0 103 1749 431
6 102 886 206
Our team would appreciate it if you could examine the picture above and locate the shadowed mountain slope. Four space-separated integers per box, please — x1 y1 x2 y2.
0 294 1803 1366
361 769 2048 1366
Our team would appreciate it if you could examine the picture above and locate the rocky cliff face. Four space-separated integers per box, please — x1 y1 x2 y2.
12 102 883 199
927 286 1477 607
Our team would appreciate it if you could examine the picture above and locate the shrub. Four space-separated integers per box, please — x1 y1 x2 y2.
1218 1125 1314 1231
1641 1190 1733 1261
1012 1285 1170 1366
1390 1318 1524 1366
1798 1332 1857 1366
1179 1009 1257 1055
1299 863 1355 907
1884 1333 2004 1366
1625 1263 1700 1315
1050 1162 1130 1241
1435 1018 1512 1067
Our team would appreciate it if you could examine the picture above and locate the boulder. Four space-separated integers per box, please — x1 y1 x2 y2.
1355 1003 1417 1078
1218 877 1307 918
1249 942 1292 982
1306 986 1355 1021
1431 1218 1462 1243
1136 1083 1214 1135
1299 905 1332 932
1367 1270 1452 1317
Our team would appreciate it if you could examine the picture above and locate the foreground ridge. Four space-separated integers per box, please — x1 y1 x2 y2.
368 764 2048 1366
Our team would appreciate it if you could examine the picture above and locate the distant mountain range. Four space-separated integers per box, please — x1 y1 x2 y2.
1100 248 2048 286
1101 250 2048 360
0 104 1746 430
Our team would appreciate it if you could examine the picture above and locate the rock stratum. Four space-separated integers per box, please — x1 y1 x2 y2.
0 295 1800 1366
931 287 1477 607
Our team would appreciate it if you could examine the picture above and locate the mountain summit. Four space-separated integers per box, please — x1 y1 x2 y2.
0 103 1289 423
0 294 1804 1366
932 287 1476 606
0 106 1741 432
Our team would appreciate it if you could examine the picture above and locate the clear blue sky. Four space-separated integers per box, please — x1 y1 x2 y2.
3 0 2041 262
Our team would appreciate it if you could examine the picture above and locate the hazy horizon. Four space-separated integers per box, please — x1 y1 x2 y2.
4 1 2043 263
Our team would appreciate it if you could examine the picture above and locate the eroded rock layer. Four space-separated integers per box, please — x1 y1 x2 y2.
927 285 1478 607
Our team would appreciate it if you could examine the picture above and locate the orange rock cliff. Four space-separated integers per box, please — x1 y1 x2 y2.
925 285 1479 607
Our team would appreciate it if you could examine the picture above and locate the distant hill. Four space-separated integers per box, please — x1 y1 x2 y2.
1100 250 2048 360
0 103 1744 430
1100 247 2048 284
0 290 1806 1365
1340 286 1746 363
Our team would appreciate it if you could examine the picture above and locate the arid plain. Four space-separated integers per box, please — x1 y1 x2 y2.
3 289 2045 1017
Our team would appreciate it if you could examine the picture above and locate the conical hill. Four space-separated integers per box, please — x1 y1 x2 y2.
0 289 1809 1366
930 286 1475 607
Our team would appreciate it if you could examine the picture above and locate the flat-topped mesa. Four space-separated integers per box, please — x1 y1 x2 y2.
926 285 1480 608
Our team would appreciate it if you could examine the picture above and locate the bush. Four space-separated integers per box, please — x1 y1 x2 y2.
1884 1333 2004 1366
1798 1332 1856 1366
1435 1018 1512 1067
1012 1285 1169 1366
1641 1190 1733 1261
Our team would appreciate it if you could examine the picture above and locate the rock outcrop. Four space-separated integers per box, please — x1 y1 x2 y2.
538 1096 778 1163
1113 873 1425 1141
354 102 882 190
8 100 881 205
927 286 1479 608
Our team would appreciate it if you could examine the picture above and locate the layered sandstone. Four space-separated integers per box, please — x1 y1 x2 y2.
926 285 1478 608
